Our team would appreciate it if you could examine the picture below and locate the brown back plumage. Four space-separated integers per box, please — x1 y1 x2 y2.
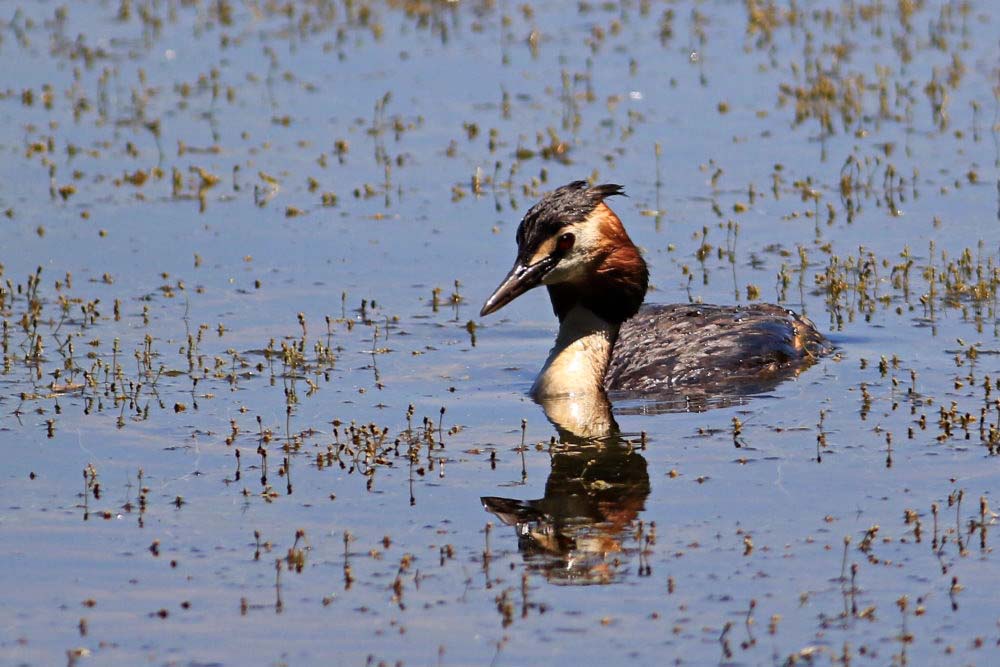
606 303 830 403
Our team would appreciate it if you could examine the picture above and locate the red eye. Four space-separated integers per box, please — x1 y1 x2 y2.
557 232 575 252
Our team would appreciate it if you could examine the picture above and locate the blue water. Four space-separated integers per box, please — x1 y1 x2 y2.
1 1 999 665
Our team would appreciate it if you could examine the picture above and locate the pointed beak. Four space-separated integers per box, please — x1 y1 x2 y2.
480 255 557 317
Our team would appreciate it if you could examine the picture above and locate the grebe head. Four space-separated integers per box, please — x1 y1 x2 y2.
480 181 649 324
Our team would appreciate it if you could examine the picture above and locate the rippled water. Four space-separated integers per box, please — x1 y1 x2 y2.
2 1 999 665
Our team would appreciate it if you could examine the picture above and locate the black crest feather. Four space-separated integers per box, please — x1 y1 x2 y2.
515 181 625 258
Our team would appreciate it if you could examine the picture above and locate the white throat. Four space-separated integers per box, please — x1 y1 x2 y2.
531 305 619 399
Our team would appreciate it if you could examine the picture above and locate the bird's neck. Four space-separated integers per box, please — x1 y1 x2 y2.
531 305 619 399
532 216 648 399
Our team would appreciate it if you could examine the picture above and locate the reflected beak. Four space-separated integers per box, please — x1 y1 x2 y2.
480 255 557 317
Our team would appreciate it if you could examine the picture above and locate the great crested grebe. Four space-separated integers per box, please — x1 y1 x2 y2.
480 181 829 403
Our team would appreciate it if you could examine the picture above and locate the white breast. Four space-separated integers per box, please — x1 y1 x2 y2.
531 306 618 399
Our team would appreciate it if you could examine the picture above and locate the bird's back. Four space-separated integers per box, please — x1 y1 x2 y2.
605 303 830 401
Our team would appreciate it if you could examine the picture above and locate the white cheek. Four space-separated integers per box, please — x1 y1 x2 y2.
542 252 589 284
539 220 604 285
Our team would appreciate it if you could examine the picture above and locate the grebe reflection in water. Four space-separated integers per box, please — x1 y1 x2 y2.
479 182 832 582
481 393 650 585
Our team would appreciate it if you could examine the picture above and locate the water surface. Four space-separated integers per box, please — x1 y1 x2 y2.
2 1 999 665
